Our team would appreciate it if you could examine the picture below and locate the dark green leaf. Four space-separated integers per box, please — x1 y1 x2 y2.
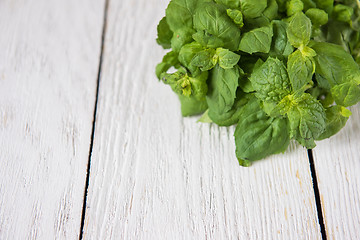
206 65 240 114
155 51 180 79
316 105 351 140
171 27 195 52
234 97 290 163
156 17 173 49
178 42 204 76
240 0 268 19
179 95 208 116
193 2 241 51
270 20 294 57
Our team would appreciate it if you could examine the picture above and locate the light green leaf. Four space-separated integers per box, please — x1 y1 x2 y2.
286 0 304 16
249 57 292 103
198 109 213 123
286 93 326 148
216 48 241 69
191 48 217 71
234 97 290 164
331 82 360 107
206 65 240 114
227 9 244 28
305 8 328 27
238 25 273 54
287 12 312 48
162 68 208 100
287 49 315 91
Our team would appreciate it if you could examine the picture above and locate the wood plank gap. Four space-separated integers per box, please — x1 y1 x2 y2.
308 149 327 240
79 0 110 239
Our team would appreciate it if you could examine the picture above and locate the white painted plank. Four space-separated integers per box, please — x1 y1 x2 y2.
312 104 360 239
83 0 322 239
0 0 104 239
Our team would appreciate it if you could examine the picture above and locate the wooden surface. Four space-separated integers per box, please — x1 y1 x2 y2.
0 0 359 239
313 105 360 240
0 0 105 238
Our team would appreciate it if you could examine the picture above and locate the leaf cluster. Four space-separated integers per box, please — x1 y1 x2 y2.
156 0 360 166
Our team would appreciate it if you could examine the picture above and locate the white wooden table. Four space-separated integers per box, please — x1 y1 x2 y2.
0 0 359 239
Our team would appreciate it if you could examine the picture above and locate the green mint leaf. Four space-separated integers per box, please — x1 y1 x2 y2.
263 0 279 21
287 49 315 91
316 105 351 140
313 0 334 14
249 57 291 103
234 97 290 163
286 0 304 17
215 0 240 9
156 17 173 49
270 20 294 57
301 0 316 11
208 91 249 126
287 12 312 48
240 0 268 19
155 51 180 79
333 4 354 23
305 8 328 27
197 109 213 123
206 65 240 114
331 82 360 107
179 95 208 116
226 9 244 28
238 25 273 54
216 48 241 69
162 68 208 100
192 30 225 49
165 0 197 32
171 27 195 52
287 93 326 148
178 42 204 76
191 48 217 71
312 42 360 91
193 2 241 51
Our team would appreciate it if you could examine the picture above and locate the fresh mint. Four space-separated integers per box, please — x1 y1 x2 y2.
156 0 360 166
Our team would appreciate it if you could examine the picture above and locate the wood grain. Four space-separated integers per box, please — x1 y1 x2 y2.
0 0 104 238
83 0 322 239
312 104 360 240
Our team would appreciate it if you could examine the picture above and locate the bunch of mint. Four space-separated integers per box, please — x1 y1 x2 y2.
155 0 360 166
